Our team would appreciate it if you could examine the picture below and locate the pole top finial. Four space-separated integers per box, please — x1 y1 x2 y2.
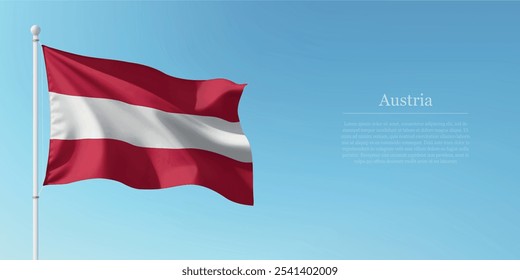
30 25 41 36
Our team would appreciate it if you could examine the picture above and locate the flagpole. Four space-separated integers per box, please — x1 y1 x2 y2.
31 24 40 261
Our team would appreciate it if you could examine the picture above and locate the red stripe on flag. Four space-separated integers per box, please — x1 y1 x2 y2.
44 139 254 205
42 45 245 122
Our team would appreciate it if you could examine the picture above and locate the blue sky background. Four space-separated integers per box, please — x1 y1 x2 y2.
0 1 519 259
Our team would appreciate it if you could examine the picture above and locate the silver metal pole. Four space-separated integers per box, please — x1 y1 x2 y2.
31 24 40 261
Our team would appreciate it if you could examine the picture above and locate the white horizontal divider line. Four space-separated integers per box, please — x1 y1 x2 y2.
343 112 469 115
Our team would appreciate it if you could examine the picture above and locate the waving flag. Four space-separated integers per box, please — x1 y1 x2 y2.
42 45 253 205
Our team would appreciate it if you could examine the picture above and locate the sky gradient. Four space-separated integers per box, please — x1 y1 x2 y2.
0 1 519 259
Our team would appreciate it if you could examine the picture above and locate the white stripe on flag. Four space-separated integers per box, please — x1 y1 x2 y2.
49 92 252 163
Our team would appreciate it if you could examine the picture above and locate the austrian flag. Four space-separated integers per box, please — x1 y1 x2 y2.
42 46 253 205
